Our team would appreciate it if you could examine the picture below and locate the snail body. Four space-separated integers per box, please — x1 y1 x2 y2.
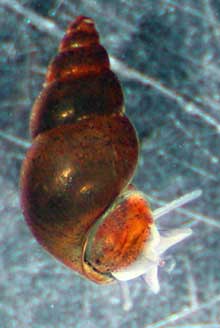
20 16 193 290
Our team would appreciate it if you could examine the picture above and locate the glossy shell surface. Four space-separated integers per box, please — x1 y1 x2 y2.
20 16 145 283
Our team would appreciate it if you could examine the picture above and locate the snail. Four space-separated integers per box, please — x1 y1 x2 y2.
20 16 198 293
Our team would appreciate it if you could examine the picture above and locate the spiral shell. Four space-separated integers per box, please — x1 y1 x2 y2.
20 16 153 284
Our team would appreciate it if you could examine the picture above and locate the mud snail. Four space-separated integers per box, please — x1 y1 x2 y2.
20 16 200 293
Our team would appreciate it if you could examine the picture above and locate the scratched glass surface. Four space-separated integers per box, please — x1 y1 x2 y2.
0 1 220 327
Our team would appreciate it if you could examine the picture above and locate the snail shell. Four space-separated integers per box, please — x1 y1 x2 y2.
20 16 152 283
20 16 192 288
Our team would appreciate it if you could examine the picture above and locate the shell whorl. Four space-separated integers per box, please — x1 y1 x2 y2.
60 16 100 51
46 17 110 84
30 16 124 139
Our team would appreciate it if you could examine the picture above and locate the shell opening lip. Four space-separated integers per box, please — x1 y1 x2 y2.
81 230 114 284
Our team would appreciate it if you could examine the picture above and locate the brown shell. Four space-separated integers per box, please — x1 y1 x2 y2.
20 16 140 283
30 70 124 138
21 114 138 281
